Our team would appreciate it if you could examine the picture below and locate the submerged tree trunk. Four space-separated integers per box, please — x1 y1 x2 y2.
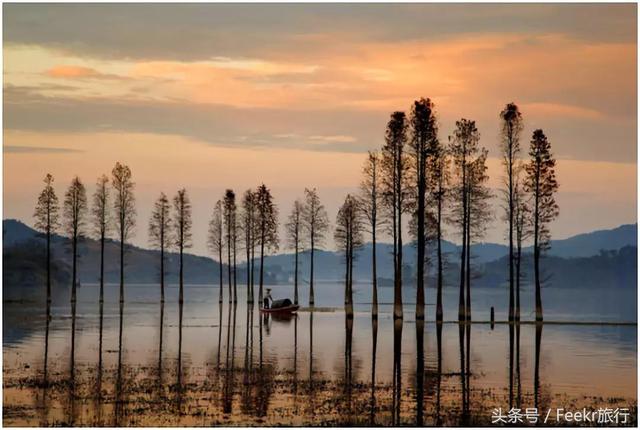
436 194 443 322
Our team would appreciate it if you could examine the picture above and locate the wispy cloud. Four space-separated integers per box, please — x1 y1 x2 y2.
5 145 83 154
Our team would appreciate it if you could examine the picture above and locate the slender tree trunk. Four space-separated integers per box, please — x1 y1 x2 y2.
71 233 77 303
160 228 164 304
294 242 299 305
233 234 237 303
179 245 184 304
119 223 124 304
309 231 315 306
508 129 515 321
458 187 467 321
218 246 223 304
436 193 443 322
515 231 521 322
246 231 251 304
534 167 543 321
416 150 426 320
465 197 471 321
250 243 255 304
259 229 265 305
100 231 105 304
227 226 232 303
46 225 51 304
372 225 378 318
394 147 403 320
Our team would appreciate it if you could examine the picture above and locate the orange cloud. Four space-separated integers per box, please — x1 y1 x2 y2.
46 65 100 78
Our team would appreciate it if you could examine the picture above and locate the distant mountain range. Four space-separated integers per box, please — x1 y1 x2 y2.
3 219 637 292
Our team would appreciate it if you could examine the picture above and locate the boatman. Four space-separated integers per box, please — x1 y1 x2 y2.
263 288 273 309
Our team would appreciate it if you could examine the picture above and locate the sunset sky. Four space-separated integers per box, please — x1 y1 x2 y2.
3 4 637 256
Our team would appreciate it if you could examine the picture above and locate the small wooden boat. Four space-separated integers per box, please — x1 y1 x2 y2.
260 304 299 314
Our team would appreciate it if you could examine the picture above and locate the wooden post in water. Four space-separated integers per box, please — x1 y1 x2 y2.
490 306 495 329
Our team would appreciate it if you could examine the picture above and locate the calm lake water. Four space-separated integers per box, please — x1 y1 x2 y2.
3 282 637 426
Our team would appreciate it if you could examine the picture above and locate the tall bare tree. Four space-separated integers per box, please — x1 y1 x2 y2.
173 189 193 305
241 190 257 304
112 162 136 304
285 199 305 305
207 200 225 304
524 129 559 322
357 151 382 317
408 98 438 320
149 192 172 303
34 173 60 304
255 184 279 305
63 176 88 303
302 188 329 307
335 194 364 317
449 119 480 321
92 175 110 305
381 111 409 320
223 190 238 303
499 103 523 321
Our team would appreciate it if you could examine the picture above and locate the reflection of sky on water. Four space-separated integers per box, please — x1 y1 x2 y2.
3 282 637 404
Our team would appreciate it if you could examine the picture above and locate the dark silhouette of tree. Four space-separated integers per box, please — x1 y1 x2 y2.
465 148 492 320
357 151 382 317
334 194 364 317
255 184 279 304
449 119 480 321
499 103 523 321
112 162 136 304
91 175 110 305
241 190 257 304
207 200 224 304
302 187 329 307
34 173 60 304
223 190 238 303
173 189 193 304
524 129 559 322
285 199 305 305
408 98 438 320
149 192 172 303
381 111 409 320
63 176 87 303
428 140 449 322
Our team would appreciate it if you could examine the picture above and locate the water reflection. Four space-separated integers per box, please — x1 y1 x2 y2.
4 289 636 427
392 319 402 426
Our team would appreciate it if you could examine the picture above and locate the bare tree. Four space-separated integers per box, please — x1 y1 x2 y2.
63 176 88 303
149 192 171 303
255 184 279 305
207 200 225 304
34 173 60 303
449 119 480 321
241 190 257 304
335 194 364 317
285 199 305 305
92 175 110 305
173 189 193 304
381 111 409 320
408 98 438 320
357 151 382 317
223 190 238 303
524 129 559 322
112 162 136 304
499 103 523 321
302 188 329 307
